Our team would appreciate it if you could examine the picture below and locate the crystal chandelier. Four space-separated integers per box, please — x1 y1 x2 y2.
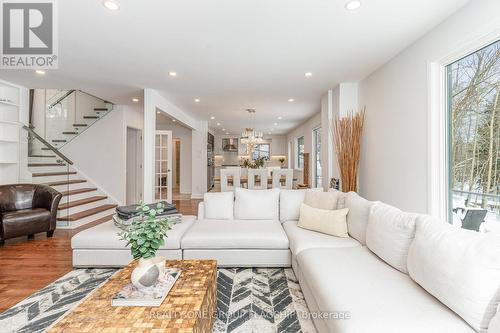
240 109 264 146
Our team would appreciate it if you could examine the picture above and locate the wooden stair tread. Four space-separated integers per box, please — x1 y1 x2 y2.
45 179 86 186
60 188 97 196
58 196 107 210
32 171 76 177
57 204 117 221
29 154 56 158
62 131 78 134
28 163 66 167
83 115 98 119
94 108 108 111
52 139 67 143
73 123 87 127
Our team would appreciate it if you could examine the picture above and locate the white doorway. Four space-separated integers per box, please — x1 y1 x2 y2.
155 130 173 203
126 127 143 204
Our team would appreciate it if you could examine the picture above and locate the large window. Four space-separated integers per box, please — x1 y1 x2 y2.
296 136 304 169
313 127 322 188
448 39 499 233
252 143 270 160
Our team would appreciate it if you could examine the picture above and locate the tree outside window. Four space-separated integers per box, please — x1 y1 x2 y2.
448 39 499 233
296 136 304 169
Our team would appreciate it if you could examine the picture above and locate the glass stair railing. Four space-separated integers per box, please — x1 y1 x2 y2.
29 89 115 156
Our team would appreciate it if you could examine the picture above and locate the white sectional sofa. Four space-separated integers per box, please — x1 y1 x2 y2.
71 187 500 333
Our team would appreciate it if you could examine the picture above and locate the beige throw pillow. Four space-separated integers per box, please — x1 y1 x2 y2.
298 203 349 237
304 191 339 210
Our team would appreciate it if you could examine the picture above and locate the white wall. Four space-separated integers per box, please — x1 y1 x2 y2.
357 0 500 213
61 105 143 204
156 118 192 194
286 112 321 185
143 89 207 201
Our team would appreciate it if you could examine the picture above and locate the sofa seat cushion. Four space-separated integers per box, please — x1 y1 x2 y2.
2 208 51 238
181 219 289 249
296 247 475 333
283 220 360 255
71 216 196 250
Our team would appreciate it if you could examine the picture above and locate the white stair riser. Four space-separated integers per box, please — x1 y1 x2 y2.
49 181 89 191
57 199 111 217
28 157 60 163
28 165 69 173
56 208 116 229
59 191 100 204
32 173 81 184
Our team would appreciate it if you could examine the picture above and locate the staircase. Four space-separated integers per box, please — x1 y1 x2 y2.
25 89 118 229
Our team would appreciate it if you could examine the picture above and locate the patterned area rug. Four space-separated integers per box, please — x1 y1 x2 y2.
0 268 316 333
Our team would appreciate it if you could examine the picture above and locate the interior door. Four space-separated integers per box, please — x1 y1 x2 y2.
155 130 172 203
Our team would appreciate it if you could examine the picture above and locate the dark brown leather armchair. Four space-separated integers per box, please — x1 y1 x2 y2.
0 184 62 245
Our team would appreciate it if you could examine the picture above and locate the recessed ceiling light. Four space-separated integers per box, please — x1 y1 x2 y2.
274 123 278 126
210 116 215 120
222 128 226 131
35 70 45 75
168 71 177 77
172 119 176 122
102 0 120 11
132 98 139 102
278 116 283 120
288 98 294 102
305 72 312 77
345 0 361 11
268 132 272 135
194 98 200 103
217 122 221 126
156 111 161 114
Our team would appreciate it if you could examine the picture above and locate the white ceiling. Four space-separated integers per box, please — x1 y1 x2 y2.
0 0 469 134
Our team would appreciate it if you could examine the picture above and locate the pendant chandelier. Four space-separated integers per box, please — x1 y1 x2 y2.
240 109 264 145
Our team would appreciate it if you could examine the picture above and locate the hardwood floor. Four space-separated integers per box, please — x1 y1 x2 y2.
0 198 201 313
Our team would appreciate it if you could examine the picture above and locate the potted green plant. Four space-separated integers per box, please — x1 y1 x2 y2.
119 202 174 289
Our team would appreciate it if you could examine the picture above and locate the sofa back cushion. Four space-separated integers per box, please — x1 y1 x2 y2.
344 191 373 245
407 215 500 333
298 204 349 237
234 188 280 220
366 202 417 274
203 192 234 220
279 188 322 223
304 190 340 210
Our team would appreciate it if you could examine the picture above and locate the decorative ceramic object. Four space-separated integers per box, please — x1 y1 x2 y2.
131 258 160 289
150 256 166 277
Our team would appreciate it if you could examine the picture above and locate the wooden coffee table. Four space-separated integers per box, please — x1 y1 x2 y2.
48 260 217 333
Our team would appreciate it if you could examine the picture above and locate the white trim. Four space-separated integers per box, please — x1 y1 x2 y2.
427 28 500 221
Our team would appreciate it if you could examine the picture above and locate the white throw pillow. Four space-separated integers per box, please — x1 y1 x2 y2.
203 192 234 220
345 191 374 245
304 191 339 210
407 215 500 333
298 203 349 237
279 188 322 223
234 188 280 220
366 202 417 274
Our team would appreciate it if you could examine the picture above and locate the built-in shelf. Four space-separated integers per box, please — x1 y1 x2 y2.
0 100 19 107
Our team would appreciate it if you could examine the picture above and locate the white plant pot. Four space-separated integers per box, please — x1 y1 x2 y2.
150 256 166 277
131 258 160 289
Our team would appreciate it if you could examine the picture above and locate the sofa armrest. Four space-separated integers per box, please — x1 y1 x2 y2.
489 304 500 333
33 185 62 231
197 202 205 220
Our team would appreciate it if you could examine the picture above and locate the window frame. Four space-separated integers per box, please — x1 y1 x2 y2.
252 143 271 160
428 32 500 222
312 126 322 188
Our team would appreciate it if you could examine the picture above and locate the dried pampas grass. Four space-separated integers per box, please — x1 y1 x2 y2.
333 108 365 192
